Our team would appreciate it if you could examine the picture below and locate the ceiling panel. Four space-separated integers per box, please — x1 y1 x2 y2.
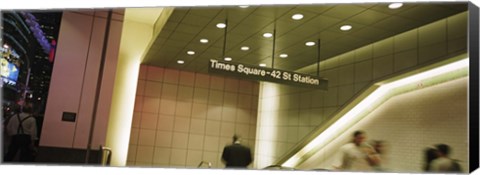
395 5 461 22
296 4 335 14
348 26 393 41
175 23 204 35
187 7 223 18
348 9 391 26
300 15 343 33
142 3 468 74
182 14 213 27
370 15 422 32
322 5 367 20
167 10 188 22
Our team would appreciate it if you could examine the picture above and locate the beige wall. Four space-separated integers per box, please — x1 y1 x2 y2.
126 65 259 168
298 77 468 172
40 10 124 149
255 11 467 168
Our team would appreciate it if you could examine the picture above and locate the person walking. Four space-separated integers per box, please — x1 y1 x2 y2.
430 144 462 172
221 134 253 168
423 147 439 172
3 103 38 162
334 130 380 171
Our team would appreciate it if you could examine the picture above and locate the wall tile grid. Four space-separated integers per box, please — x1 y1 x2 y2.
255 12 467 168
127 66 259 168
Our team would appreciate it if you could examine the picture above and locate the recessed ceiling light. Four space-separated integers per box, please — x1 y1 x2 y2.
216 23 226 29
292 14 304 20
177 60 185 64
340 25 352 31
305 41 316 46
3 44 9 48
239 5 249 8
187 51 195 55
280 54 288 58
200 39 209 43
263 33 273 38
224 57 232 61
241 46 250 51
259 63 267 67
388 3 403 9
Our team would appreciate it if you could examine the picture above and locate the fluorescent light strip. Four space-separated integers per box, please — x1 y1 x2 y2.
282 57 468 167
384 59 469 90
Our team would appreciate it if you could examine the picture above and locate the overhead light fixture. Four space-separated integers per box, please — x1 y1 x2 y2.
241 46 250 51
3 44 9 49
280 54 288 58
200 39 209 43
224 57 232 61
340 25 352 31
388 3 403 9
305 41 316 46
259 63 267 67
291 14 304 20
187 51 195 55
263 33 273 38
239 5 249 8
216 23 226 29
177 60 185 64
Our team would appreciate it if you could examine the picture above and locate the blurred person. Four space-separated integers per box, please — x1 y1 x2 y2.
370 140 388 171
333 130 380 171
430 144 462 172
2 104 20 155
221 134 253 168
423 147 439 171
3 103 38 162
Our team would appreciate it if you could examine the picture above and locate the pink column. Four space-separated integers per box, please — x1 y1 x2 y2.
40 10 124 149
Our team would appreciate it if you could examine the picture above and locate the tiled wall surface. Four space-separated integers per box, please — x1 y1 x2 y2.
298 77 468 172
255 12 467 168
127 65 259 168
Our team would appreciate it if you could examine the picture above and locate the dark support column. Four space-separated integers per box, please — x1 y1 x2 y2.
85 10 113 164
468 2 479 173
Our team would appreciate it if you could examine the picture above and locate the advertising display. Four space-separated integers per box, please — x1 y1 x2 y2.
1 57 19 86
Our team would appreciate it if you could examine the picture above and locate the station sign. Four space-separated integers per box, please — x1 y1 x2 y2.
208 59 328 89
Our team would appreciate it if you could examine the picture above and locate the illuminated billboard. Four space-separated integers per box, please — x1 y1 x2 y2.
1 57 19 86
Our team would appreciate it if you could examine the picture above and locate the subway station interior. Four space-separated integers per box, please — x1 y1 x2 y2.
1 1 479 174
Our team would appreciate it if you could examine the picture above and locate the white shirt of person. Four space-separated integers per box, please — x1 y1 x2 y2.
334 142 375 171
430 157 454 172
5 112 37 141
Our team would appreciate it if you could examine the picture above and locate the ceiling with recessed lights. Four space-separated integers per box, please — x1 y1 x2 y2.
142 2 467 74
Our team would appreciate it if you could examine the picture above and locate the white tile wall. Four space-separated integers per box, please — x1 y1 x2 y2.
298 77 468 173
128 67 259 168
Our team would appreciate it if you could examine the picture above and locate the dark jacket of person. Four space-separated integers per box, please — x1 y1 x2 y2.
221 143 252 168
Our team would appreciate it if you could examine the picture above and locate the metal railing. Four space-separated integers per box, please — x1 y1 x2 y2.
197 161 212 168
99 146 112 166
